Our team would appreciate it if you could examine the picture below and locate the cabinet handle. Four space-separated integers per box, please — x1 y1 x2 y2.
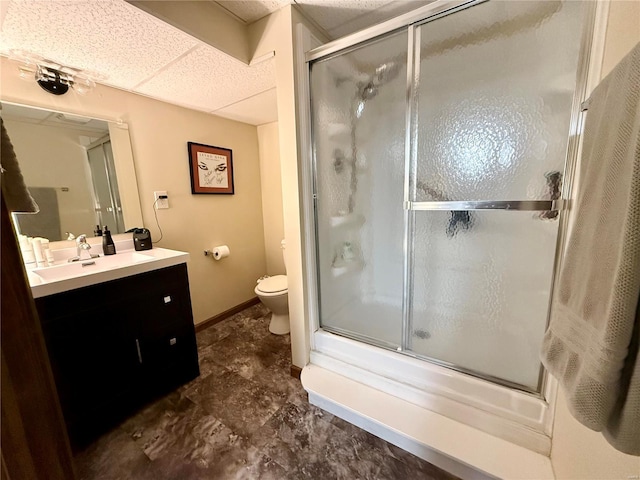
135 338 143 364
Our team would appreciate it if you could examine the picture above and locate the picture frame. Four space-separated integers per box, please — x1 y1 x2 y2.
187 142 234 194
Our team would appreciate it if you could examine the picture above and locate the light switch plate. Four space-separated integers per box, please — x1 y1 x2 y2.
154 191 169 209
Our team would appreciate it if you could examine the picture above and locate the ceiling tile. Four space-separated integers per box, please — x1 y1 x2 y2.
213 88 278 126
295 0 432 38
295 0 392 33
0 0 198 89
136 46 276 112
215 0 290 24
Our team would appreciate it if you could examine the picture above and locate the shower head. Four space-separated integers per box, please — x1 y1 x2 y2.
360 82 378 101
355 82 376 118
356 61 401 102
354 60 402 117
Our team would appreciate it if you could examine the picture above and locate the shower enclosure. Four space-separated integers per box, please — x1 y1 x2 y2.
87 136 125 234
308 0 591 398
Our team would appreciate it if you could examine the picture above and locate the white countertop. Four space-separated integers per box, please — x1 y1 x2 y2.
29 247 190 298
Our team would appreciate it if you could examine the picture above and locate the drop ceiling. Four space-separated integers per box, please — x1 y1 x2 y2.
0 0 430 126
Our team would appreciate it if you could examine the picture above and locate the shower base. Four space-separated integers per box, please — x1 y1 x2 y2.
307 329 556 456
302 362 555 479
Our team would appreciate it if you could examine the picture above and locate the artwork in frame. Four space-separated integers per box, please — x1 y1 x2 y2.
187 142 234 194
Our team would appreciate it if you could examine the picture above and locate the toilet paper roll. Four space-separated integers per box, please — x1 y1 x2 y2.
212 245 230 261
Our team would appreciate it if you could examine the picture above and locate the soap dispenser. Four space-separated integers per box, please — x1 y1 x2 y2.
102 225 116 255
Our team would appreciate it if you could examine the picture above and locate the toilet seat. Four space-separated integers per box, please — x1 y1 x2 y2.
256 275 287 294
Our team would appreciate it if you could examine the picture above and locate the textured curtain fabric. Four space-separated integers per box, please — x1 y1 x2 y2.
1 116 38 213
541 43 640 455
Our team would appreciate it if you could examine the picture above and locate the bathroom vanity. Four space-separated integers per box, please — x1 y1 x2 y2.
30 248 199 444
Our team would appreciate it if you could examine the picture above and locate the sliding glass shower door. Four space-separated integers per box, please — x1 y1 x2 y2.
311 31 408 348
406 1 586 391
310 0 589 392
87 138 125 233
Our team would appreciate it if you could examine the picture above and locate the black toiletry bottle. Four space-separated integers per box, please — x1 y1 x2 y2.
102 225 116 255
94 224 102 236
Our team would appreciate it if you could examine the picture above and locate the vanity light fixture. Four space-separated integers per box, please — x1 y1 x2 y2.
36 65 70 95
9 50 96 96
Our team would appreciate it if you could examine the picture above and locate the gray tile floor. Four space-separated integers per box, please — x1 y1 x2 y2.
75 304 459 479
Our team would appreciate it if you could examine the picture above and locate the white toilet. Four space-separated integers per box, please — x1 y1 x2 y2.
255 240 289 335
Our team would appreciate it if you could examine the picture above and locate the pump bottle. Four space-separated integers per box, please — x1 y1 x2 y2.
102 225 116 255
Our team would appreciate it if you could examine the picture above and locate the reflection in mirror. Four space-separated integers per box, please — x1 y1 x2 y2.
2 103 131 241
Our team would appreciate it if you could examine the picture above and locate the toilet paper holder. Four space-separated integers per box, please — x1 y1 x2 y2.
204 245 230 260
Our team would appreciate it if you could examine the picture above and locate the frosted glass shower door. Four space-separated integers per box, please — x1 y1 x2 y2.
311 32 408 348
88 140 124 233
407 1 587 390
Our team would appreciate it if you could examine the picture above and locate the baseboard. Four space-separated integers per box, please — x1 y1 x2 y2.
195 297 260 332
290 365 302 379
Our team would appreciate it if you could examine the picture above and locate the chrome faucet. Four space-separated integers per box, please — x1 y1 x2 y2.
68 234 100 262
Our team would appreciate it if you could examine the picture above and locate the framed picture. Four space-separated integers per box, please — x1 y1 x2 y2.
187 142 234 194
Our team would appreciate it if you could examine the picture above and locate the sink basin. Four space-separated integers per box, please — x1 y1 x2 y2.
29 248 190 298
32 251 154 282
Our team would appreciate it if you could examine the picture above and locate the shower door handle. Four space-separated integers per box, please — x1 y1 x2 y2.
539 171 562 220
404 199 563 211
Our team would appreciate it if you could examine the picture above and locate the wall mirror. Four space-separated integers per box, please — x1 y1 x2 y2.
1 102 143 242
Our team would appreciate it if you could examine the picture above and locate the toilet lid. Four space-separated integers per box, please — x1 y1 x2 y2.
257 275 287 293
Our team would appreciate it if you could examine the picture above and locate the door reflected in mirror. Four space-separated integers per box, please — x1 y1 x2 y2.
2 103 130 241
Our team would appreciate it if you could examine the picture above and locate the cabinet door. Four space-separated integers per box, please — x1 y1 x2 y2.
41 296 142 422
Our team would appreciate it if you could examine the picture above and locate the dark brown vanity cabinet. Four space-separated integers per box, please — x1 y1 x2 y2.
34 263 200 443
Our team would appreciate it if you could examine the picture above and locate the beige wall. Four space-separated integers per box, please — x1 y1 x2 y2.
250 7 306 367
1 57 267 324
550 2 640 478
249 5 329 368
257 121 285 275
600 0 640 78
4 119 97 238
